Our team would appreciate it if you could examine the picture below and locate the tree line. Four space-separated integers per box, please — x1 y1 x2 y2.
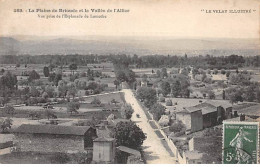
1 54 259 69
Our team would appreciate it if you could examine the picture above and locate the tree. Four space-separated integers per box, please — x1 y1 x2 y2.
114 80 120 90
141 74 148 82
67 101 80 115
45 109 57 120
0 118 13 133
160 81 171 97
3 105 15 117
225 87 243 104
213 69 218 74
90 97 101 106
136 87 157 108
42 92 49 99
156 70 161 78
0 71 17 90
114 121 146 149
30 86 40 97
166 99 173 106
54 73 62 86
208 90 216 99
67 83 78 99
45 85 55 98
69 63 78 74
111 98 119 106
242 85 258 102
120 104 134 119
221 69 226 75
28 70 40 82
161 68 168 78
150 103 165 121
43 66 50 77
58 80 68 98
169 121 185 133
28 111 41 120
226 71 231 78
171 80 181 97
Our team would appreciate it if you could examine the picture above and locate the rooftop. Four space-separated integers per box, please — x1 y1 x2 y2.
13 124 93 136
94 137 115 142
177 100 233 115
117 146 141 157
205 100 232 109
236 104 260 116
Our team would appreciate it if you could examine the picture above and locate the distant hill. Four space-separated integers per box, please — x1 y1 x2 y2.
0 36 259 56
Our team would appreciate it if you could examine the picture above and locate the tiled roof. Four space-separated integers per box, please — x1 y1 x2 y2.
13 124 92 136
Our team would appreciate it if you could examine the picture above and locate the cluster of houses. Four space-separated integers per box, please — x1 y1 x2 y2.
176 100 234 133
0 118 143 164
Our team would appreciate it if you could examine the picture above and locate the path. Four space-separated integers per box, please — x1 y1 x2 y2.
122 89 177 164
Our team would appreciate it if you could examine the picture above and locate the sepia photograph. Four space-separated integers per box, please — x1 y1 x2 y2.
0 0 259 164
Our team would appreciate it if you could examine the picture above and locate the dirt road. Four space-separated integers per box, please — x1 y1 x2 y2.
122 89 177 164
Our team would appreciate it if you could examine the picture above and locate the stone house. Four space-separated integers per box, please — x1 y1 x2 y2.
176 101 233 132
13 124 97 153
175 108 203 133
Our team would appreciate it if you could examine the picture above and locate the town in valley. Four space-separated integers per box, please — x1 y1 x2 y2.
0 37 259 164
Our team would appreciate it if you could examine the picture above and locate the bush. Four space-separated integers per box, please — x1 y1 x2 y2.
91 97 101 106
85 90 90 96
37 97 47 103
159 97 165 102
169 121 185 133
166 99 173 106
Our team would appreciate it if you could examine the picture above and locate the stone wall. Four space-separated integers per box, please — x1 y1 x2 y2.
15 133 85 153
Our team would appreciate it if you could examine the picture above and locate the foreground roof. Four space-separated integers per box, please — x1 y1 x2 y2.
117 146 141 157
13 124 92 136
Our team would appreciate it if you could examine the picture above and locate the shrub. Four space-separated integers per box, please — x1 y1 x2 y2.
91 97 101 106
85 90 90 96
37 97 47 103
159 97 165 102
169 121 185 133
166 99 173 106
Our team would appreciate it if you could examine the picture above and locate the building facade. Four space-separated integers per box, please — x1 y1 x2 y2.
13 124 97 153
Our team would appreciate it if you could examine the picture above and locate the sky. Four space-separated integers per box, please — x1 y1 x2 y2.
0 0 259 39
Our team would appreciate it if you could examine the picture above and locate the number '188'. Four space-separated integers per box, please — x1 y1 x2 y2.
14 9 23 12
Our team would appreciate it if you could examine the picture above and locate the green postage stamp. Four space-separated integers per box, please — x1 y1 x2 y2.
223 122 259 164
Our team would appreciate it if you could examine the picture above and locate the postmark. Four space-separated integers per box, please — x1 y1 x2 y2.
223 122 259 164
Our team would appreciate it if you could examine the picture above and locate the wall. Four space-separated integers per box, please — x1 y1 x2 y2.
93 141 115 163
15 133 85 153
190 111 203 132
225 107 233 119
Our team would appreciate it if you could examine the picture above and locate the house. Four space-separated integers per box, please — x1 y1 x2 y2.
13 124 97 153
176 101 233 132
175 107 203 133
92 137 116 163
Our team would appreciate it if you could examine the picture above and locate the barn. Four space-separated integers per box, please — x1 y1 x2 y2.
13 124 97 153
